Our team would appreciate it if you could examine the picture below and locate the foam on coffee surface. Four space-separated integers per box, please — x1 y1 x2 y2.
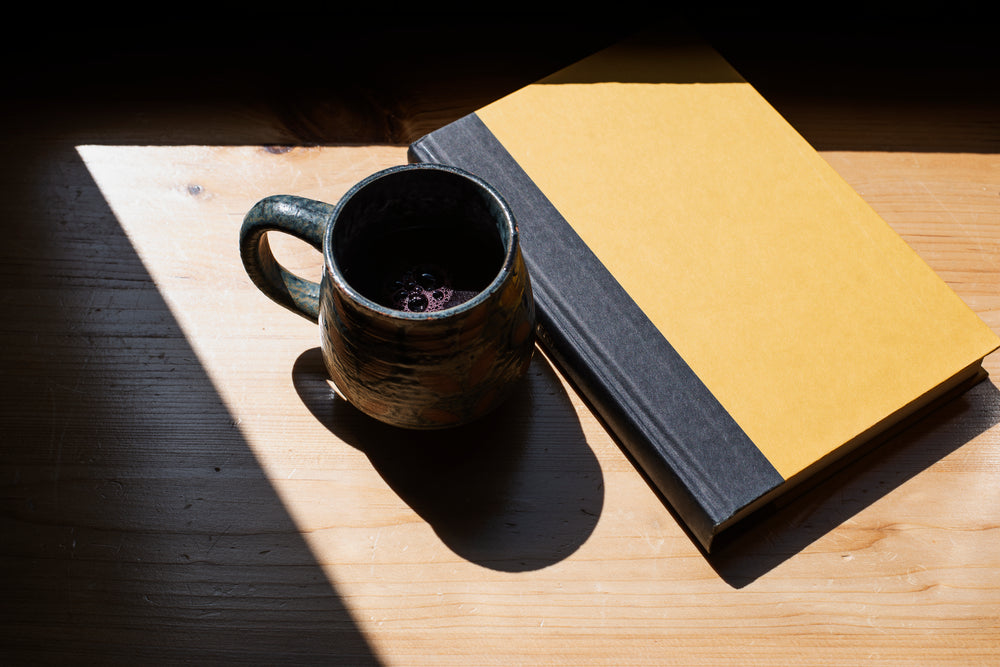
383 264 477 312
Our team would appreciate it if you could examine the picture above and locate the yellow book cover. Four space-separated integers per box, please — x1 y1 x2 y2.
409 27 999 551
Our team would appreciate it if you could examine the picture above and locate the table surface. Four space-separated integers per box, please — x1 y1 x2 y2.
2 14 999 666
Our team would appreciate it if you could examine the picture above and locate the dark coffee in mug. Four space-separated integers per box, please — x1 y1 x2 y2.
381 261 476 313
328 167 506 314
346 226 502 313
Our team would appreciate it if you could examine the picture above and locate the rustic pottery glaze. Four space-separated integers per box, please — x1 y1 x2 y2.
240 164 535 429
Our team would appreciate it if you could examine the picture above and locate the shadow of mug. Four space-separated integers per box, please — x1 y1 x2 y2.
292 346 604 572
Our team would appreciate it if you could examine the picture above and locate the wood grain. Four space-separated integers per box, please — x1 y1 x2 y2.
2 16 998 667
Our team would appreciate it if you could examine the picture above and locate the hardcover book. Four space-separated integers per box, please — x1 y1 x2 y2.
407 28 1000 551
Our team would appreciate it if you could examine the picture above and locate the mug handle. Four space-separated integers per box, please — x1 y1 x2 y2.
239 194 337 322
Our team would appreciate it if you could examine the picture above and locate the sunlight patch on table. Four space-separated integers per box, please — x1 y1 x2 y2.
74 143 414 562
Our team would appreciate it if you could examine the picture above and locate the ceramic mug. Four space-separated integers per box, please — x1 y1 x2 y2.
239 163 536 429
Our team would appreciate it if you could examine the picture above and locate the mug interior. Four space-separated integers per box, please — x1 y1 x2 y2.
329 167 511 314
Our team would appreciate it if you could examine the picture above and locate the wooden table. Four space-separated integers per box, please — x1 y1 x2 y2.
2 14 998 666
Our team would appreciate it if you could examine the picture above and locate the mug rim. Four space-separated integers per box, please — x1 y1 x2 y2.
323 163 519 320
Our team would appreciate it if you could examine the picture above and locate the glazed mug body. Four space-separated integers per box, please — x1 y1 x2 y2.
240 163 535 429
